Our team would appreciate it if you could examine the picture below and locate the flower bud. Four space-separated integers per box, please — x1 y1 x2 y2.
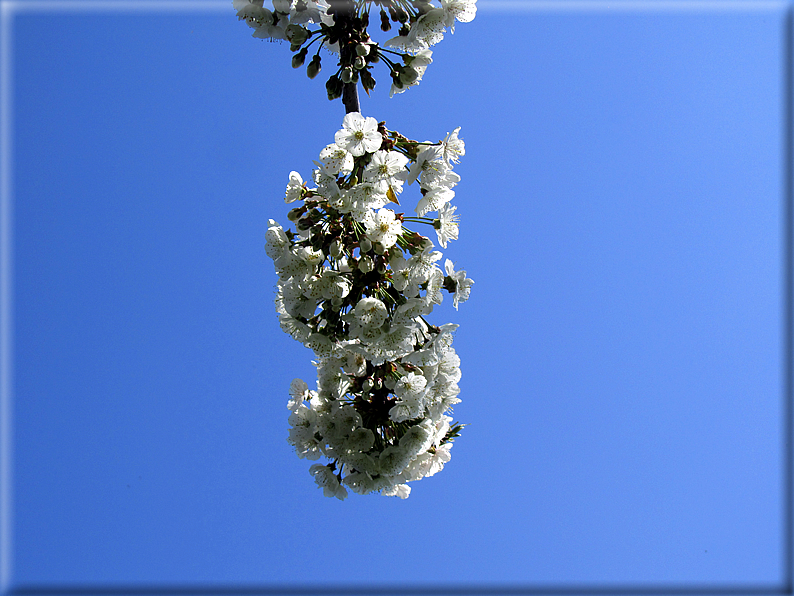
353 56 366 70
306 55 321 79
380 9 391 31
341 67 354 84
355 43 370 57
399 65 419 85
362 378 374 392
360 69 376 92
325 74 343 100
358 255 374 273
330 239 343 258
373 242 386 255
359 238 372 253
286 24 309 45
292 48 308 68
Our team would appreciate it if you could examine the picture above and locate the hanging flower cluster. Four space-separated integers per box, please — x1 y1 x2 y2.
265 112 473 498
232 0 476 99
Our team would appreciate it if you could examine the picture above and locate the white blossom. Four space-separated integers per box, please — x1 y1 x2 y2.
363 208 402 249
284 171 304 204
445 259 474 309
318 143 354 176
440 0 477 32
441 127 465 164
434 203 459 248
334 112 382 157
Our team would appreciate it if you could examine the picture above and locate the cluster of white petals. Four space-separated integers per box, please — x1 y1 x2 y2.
266 113 473 499
233 0 476 101
233 0 329 41
383 0 477 54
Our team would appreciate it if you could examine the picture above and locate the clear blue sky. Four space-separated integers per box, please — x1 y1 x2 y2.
6 0 789 589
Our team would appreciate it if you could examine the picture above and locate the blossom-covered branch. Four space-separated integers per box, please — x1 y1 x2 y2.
233 0 476 102
265 113 473 498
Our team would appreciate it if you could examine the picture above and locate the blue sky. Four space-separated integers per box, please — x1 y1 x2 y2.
3 0 790 590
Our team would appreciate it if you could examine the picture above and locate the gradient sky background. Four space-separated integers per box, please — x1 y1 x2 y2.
5 0 790 589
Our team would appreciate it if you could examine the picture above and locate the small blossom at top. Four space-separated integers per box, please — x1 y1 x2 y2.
233 0 476 105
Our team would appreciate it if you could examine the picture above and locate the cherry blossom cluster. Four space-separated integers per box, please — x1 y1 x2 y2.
232 0 476 100
265 112 473 498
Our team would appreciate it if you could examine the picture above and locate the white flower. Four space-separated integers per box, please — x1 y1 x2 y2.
425 443 452 476
345 427 375 453
271 0 291 13
318 143 354 176
384 27 429 55
353 297 388 328
413 8 447 47
395 372 427 400
388 253 419 297
313 168 342 203
363 150 409 194
405 145 443 186
342 350 367 377
309 464 348 500
425 267 444 307
334 112 382 157
265 219 289 260
278 314 311 342
399 423 433 457
334 405 363 436
440 0 477 32
305 333 336 359
382 483 411 499
389 49 433 97
289 0 328 24
287 405 323 460
343 183 389 217
441 127 465 164
285 171 304 203
344 452 379 475
287 378 313 411
388 398 423 423
363 208 402 249
378 445 412 476
233 0 258 10
280 280 317 319
296 245 323 266
444 259 474 309
434 203 459 248
247 7 288 40
319 270 351 301
416 186 455 217
409 247 443 285
342 471 377 495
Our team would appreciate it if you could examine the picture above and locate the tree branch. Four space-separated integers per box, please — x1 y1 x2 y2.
342 82 360 114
